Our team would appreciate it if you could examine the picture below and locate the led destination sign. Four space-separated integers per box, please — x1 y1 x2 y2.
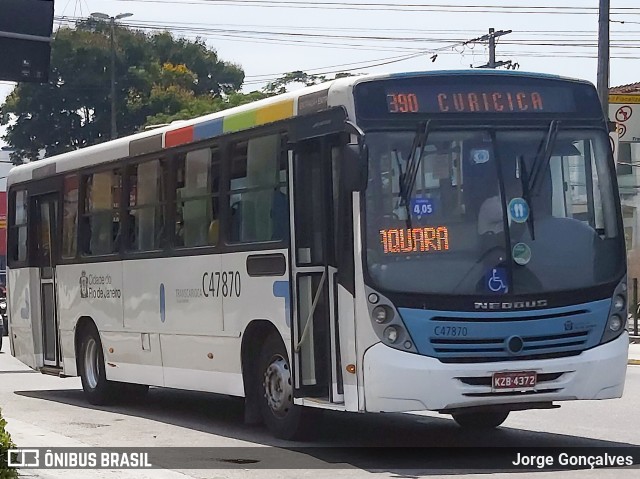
355 76 603 118
387 90 546 114
380 227 449 254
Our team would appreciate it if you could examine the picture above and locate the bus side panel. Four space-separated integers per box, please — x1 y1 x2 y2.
55 263 124 377
123 255 226 390
56 264 83 376
8 267 40 369
221 250 291 350
337 284 359 411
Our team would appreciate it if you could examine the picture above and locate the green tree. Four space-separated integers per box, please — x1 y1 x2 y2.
263 70 328 95
145 90 270 126
0 20 244 162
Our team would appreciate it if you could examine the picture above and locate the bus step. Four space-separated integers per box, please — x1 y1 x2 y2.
39 366 64 377
297 397 346 411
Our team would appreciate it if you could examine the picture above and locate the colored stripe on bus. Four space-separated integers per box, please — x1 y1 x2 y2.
130 133 163 157
223 110 256 133
165 125 195 148
256 100 294 125
193 117 224 141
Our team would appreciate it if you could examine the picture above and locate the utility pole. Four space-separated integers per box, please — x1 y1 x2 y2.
90 12 133 140
597 0 610 116
109 17 117 139
488 27 497 69
464 28 516 69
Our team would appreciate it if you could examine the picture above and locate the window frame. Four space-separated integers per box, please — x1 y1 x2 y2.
78 166 124 259
226 133 290 246
8 120 296 267
7 187 29 268
124 156 171 254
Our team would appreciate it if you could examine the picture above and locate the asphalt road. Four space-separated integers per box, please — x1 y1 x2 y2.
1 340 639 478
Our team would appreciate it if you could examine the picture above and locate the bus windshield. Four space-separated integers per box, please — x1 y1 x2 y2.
364 127 624 296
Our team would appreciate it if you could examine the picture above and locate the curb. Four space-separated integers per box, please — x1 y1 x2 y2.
629 359 640 365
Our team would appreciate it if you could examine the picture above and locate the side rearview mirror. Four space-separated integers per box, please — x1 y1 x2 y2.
342 121 368 192
342 143 368 192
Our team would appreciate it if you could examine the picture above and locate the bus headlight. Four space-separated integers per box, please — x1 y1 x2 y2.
384 326 400 343
613 295 625 311
608 314 623 332
372 305 392 324
366 287 418 353
601 278 627 345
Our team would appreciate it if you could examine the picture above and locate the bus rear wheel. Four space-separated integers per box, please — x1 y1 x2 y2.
452 410 509 429
256 332 315 440
79 326 116 405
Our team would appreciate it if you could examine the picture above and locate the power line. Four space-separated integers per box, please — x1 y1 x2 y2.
110 0 640 15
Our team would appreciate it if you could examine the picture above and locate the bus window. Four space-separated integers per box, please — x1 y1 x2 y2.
10 189 28 263
80 170 122 256
228 134 287 243
62 175 79 259
175 147 220 248
127 159 168 251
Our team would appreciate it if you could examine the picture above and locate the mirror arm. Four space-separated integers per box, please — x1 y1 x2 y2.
344 120 365 140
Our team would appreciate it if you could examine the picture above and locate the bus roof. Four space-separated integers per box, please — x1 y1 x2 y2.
6 70 594 187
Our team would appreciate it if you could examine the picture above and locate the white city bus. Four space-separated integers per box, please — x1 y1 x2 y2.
7 70 629 439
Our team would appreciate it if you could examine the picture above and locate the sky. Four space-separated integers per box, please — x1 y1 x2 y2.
1 0 640 145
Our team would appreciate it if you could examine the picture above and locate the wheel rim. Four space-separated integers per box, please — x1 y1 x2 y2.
263 354 293 418
84 337 100 390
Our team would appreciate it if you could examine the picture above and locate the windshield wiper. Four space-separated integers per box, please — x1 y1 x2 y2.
529 120 560 195
398 121 431 229
517 155 535 240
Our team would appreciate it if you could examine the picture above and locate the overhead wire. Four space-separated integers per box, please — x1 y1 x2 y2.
43 4 640 87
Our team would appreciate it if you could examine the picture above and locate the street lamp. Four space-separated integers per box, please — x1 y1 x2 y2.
90 12 133 139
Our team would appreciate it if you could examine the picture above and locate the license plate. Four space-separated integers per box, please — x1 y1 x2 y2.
492 371 537 390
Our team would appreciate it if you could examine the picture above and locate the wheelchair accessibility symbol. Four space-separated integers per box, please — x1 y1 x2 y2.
487 268 508 293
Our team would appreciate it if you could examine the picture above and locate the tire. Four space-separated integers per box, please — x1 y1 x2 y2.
257 332 315 440
452 410 509 429
78 325 116 405
0 333 3 351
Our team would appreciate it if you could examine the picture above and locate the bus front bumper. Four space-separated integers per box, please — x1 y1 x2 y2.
362 332 628 413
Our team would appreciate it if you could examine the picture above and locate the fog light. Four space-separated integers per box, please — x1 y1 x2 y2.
609 314 623 332
404 340 412 349
372 305 391 324
384 326 399 343
368 293 379 304
613 295 625 310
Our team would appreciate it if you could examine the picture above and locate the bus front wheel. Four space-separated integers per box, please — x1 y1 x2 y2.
452 410 509 429
256 332 315 440
79 326 116 405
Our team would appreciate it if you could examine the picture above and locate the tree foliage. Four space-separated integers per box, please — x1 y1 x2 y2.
0 18 359 164
0 20 245 162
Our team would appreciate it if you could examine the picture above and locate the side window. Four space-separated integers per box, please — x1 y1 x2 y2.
617 143 632 176
228 134 288 243
175 146 220 248
10 190 28 263
80 169 122 256
62 175 79 259
127 159 168 251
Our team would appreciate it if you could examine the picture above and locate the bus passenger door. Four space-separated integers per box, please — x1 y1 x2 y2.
289 137 344 404
33 194 61 368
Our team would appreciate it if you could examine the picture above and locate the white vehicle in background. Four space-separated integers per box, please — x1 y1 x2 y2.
6 70 628 439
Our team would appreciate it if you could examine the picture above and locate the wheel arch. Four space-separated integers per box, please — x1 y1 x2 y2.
74 316 98 376
241 319 286 425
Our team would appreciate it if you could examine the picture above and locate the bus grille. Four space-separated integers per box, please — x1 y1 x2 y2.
430 330 590 363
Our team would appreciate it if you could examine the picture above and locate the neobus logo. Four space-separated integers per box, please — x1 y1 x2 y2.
474 300 548 310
